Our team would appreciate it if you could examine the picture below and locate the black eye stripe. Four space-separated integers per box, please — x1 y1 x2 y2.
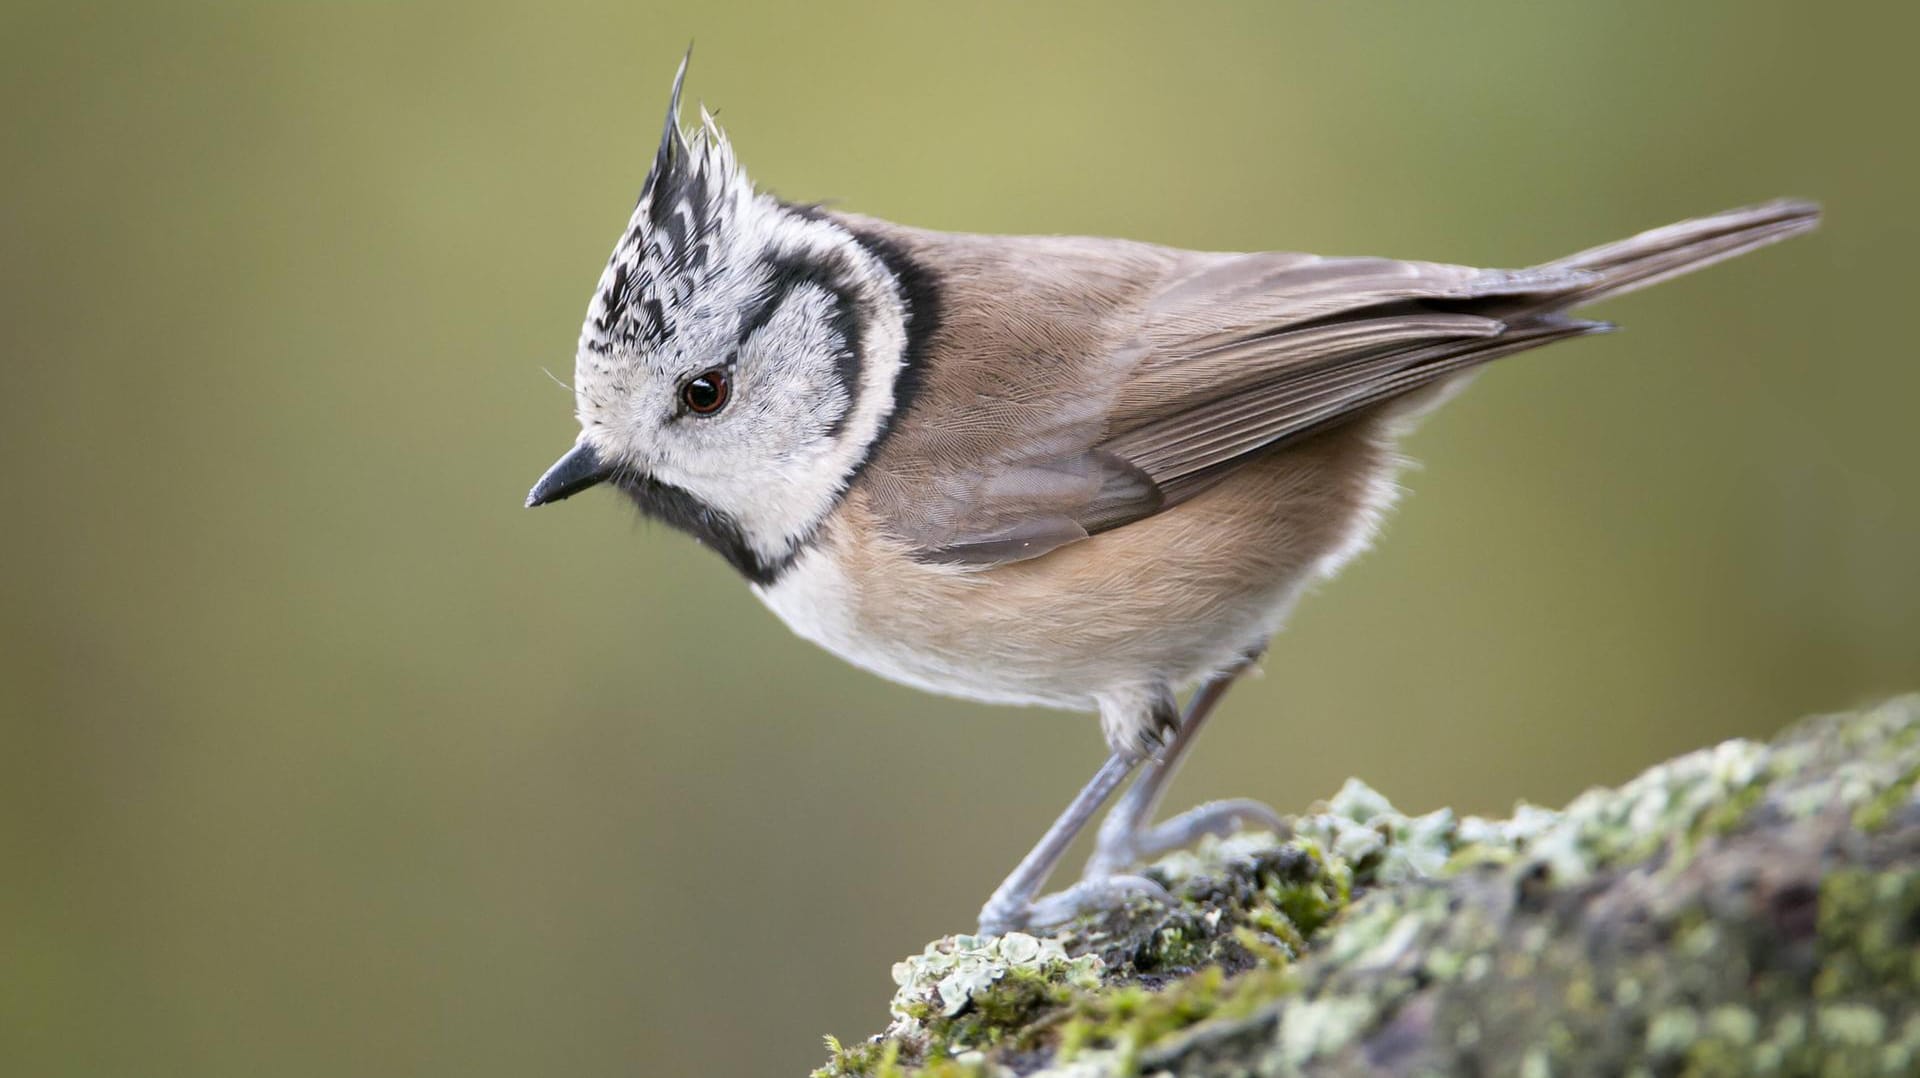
821 288 863 439
729 255 865 436
734 266 808 348
735 257 856 351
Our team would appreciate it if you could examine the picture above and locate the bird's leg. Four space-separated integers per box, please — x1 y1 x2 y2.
976 752 1169 935
1082 651 1283 881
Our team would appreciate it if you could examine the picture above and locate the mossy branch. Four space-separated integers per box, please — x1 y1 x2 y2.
817 696 1920 1077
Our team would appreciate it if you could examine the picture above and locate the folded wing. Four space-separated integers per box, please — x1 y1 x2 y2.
863 201 1817 567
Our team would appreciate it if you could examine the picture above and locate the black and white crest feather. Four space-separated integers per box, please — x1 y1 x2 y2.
582 51 755 360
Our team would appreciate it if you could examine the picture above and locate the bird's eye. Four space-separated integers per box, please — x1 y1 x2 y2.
680 369 730 415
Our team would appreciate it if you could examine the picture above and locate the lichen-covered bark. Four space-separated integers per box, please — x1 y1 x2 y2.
815 696 1920 1078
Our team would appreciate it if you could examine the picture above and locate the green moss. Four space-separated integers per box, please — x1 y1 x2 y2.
1057 935 1298 1071
1852 761 1919 832
812 1035 899 1078
922 966 1073 1059
1266 841 1347 937
1817 866 1920 999
1689 778 1769 842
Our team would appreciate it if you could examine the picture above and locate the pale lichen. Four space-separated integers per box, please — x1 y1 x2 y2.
890 933 1104 1023
818 696 1920 1078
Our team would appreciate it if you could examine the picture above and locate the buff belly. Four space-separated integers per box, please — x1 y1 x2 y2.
753 424 1405 715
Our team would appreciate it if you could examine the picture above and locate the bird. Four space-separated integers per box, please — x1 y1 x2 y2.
525 54 1820 935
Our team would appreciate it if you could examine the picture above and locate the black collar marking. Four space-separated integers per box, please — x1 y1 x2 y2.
830 218 942 490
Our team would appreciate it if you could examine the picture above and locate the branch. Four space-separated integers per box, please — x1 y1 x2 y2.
815 697 1920 1077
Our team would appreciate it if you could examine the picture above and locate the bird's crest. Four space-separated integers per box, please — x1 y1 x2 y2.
581 49 755 359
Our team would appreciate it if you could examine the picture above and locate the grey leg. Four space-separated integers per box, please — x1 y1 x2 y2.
977 752 1171 935
1082 654 1282 881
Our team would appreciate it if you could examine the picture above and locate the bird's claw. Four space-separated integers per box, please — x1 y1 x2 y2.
977 873 1171 936
1082 798 1287 880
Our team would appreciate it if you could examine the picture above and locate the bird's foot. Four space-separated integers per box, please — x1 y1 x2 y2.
976 873 1170 937
1082 798 1287 881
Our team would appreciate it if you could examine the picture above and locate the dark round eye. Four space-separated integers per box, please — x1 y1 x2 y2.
680 369 730 415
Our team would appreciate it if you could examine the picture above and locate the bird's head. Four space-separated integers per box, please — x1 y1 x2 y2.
527 53 911 585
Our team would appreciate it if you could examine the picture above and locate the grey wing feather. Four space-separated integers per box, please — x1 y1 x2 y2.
1102 316 1607 505
914 451 1162 565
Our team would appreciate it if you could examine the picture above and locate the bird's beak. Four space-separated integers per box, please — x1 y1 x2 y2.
526 441 613 508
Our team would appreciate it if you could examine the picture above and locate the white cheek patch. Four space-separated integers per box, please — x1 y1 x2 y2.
686 240 907 563
742 283 858 440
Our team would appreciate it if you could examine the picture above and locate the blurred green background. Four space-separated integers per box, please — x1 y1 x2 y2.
4 2 1916 1075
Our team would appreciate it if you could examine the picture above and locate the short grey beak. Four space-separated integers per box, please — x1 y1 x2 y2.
526 442 613 508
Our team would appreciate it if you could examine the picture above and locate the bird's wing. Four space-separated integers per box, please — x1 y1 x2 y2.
848 202 1813 567
1090 252 1606 509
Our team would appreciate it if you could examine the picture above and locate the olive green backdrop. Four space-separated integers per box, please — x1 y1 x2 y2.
4 2 1916 1075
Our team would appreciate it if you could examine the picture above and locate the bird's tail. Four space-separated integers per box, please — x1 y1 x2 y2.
1543 199 1821 310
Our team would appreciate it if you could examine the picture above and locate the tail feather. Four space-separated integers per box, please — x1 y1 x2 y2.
1546 198 1821 309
